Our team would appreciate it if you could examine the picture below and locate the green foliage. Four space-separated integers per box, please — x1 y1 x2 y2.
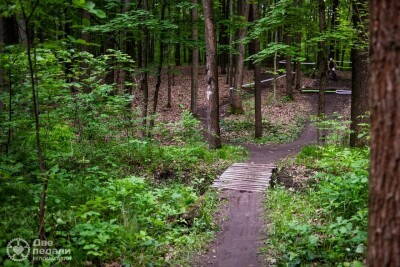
0 44 245 265
266 145 369 266
312 113 352 146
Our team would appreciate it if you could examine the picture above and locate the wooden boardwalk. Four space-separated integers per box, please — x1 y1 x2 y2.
212 163 275 193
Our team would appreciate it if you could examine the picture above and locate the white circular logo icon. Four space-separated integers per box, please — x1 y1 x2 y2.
7 238 30 262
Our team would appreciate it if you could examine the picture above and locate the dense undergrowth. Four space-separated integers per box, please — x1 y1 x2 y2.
265 145 369 266
0 48 246 266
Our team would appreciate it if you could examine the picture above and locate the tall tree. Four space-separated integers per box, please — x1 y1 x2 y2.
202 0 221 149
368 0 400 265
0 17 4 112
294 0 303 91
150 0 166 129
19 0 47 241
231 0 249 114
317 0 327 116
252 3 262 138
191 0 199 115
349 0 369 147
140 0 150 136
285 34 293 100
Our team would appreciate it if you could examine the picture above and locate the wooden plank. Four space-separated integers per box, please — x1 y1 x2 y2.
212 163 275 193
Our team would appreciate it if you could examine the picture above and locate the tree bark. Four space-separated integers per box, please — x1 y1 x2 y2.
20 4 47 241
149 0 166 130
191 0 199 115
227 0 235 87
202 0 221 149
140 0 149 136
317 0 327 116
219 0 229 75
252 4 262 138
0 17 4 113
368 1 400 265
350 0 369 147
294 0 303 91
167 64 172 108
231 0 249 114
329 0 339 59
285 35 293 100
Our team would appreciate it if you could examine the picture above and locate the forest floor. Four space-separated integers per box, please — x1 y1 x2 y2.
132 66 254 123
194 72 351 267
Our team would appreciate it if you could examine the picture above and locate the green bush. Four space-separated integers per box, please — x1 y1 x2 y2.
266 145 369 266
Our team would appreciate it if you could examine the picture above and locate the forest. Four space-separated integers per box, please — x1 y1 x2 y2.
0 0 399 266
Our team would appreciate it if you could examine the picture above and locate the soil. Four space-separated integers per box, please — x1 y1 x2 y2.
195 72 351 267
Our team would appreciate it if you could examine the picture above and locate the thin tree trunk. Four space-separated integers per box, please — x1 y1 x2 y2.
117 0 131 93
368 1 400 265
0 17 4 114
150 0 166 129
191 0 199 115
227 0 234 86
295 0 303 91
285 35 293 100
202 0 221 149
273 30 278 102
252 4 262 138
167 64 172 108
175 23 181 66
317 0 327 116
141 1 149 136
329 0 339 59
231 0 249 114
20 4 47 240
350 0 369 147
6 70 12 154
219 0 229 75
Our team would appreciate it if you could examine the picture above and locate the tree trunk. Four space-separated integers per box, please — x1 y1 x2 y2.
350 0 369 147
317 0 327 116
285 35 293 100
140 0 149 136
252 4 262 138
219 0 229 75
202 0 221 149
231 0 249 114
20 6 47 241
175 18 181 67
273 30 278 102
368 1 400 265
3 16 19 45
116 0 131 93
0 17 4 113
150 0 166 129
167 64 172 108
5 70 12 154
329 0 339 59
227 0 235 86
295 0 303 91
191 0 199 115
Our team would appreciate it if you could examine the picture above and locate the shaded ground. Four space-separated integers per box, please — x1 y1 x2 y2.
195 71 351 267
132 66 254 123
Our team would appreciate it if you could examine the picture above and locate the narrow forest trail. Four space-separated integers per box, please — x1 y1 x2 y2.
196 92 350 267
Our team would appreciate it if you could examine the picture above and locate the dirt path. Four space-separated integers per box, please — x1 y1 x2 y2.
196 92 350 267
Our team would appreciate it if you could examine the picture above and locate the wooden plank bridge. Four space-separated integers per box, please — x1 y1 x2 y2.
212 163 276 193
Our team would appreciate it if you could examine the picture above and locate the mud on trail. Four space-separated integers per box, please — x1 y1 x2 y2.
195 91 350 267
